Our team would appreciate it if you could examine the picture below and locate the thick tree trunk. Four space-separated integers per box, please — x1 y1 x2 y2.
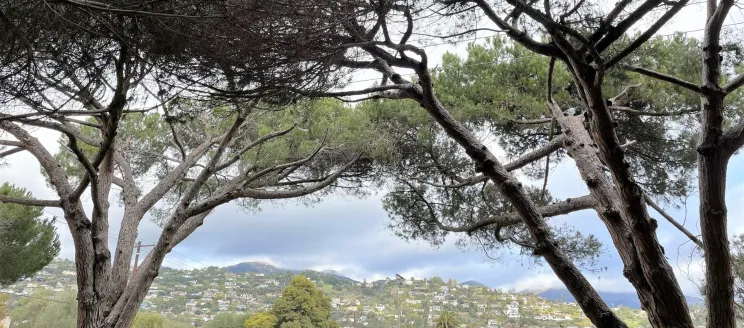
580 84 694 328
699 93 735 328
549 104 667 327
699 2 736 326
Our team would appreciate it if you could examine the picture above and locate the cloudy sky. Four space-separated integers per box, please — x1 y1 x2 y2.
2 2 744 298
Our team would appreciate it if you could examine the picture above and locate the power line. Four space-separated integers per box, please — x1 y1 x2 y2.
345 20 744 85
170 249 209 268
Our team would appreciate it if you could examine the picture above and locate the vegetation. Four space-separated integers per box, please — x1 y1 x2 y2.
9 290 77 328
7 260 693 328
133 312 165 328
272 275 338 328
244 312 278 328
205 313 252 328
434 311 461 328
0 183 59 286
1 0 742 327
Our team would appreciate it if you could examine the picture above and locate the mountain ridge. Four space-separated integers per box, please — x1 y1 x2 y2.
224 262 703 310
535 287 704 309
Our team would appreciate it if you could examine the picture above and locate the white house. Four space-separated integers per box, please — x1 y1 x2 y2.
505 301 520 318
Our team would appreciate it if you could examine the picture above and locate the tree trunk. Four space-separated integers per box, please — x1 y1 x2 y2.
699 92 735 328
699 1 736 325
412 71 628 328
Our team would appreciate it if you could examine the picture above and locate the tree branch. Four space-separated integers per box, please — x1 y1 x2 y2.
644 195 703 249
423 135 566 188
438 195 596 233
623 65 703 94
0 195 61 207
604 0 692 68
723 74 744 94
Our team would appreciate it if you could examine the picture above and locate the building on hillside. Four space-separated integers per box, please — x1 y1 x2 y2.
505 301 520 318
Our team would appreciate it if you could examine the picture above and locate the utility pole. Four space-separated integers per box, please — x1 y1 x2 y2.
132 241 155 274
395 274 405 328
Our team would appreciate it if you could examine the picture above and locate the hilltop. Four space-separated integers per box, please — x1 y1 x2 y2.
226 261 358 284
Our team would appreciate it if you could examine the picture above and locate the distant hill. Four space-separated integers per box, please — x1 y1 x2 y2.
461 280 488 287
536 288 704 309
226 262 288 274
225 262 358 284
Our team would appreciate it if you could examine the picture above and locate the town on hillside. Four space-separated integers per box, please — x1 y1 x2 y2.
3 260 708 328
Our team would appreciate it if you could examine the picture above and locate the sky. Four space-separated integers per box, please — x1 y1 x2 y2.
2 2 744 298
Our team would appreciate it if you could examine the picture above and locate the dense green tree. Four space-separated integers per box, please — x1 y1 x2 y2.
434 311 461 328
133 312 164 328
243 312 278 328
272 275 338 328
0 183 60 286
371 36 706 267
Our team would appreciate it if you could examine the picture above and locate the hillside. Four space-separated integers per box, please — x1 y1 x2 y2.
5 259 709 328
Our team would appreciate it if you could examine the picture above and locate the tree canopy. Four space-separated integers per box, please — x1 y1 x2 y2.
272 275 338 328
244 312 278 328
0 183 60 286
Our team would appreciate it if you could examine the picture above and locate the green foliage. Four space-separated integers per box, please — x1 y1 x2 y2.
50 99 391 224
434 311 461 328
204 313 252 328
368 35 727 267
0 293 8 319
0 183 60 286
244 312 278 328
9 290 77 328
272 275 338 328
133 311 165 328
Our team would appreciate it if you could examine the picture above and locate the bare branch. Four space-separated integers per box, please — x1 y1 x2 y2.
0 147 25 158
723 74 744 94
0 195 61 207
425 135 566 188
609 106 699 117
184 155 361 218
623 65 703 94
437 195 596 234
473 0 564 59
644 195 703 249
721 122 744 158
604 0 692 68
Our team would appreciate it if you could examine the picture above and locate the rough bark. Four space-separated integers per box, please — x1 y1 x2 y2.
549 102 691 328
699 2 736 327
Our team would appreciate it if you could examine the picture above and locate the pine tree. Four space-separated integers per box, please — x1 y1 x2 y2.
0 183 60 286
